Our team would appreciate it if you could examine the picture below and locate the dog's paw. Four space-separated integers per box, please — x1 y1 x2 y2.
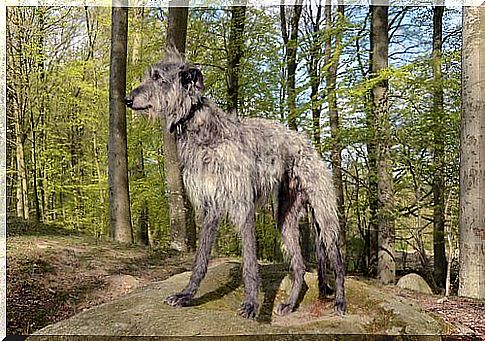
334 298 346 316
238 301 258 319
164 292 192 307
274 303 294 316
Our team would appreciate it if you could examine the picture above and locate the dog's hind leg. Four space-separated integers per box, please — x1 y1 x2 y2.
165 207 220 307
275 176 307 316
311 208 333 299
327 238 346 314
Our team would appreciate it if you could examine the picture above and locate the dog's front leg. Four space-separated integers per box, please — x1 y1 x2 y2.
238 208 260 319
165 209 219 307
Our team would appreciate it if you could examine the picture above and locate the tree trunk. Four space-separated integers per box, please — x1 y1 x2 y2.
167 2 188 52
371 3 395 285
308 2 323 148
135 141 149 246
164 1 197 252
281 1 310 261
281 0 303 130
432 3 446 289
227 3 247 115
366 5 378 277
14 105 29 221
458 4 485 299
108 4 133 243
131 7 144 66
325 2 346 262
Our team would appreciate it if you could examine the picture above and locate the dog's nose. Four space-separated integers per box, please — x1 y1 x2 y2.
124 95 133 107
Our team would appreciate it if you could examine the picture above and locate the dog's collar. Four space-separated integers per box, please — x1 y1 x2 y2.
170 97 205 134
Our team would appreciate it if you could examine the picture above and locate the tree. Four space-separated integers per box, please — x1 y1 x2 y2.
163 0 197 252
130 7 150 246
324 2 346 260
281 0 303 130
366 5 379 276
432 3 446 289
370 2 395 284
459 3 485 299
303 1 324 147
108 4 133 243
227 2 247 115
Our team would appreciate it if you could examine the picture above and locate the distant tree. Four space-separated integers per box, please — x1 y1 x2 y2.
280 0 303 130
108 4 133 243
366 5 379 276
324 1 346 260
432 3 446 289
459 4 485 299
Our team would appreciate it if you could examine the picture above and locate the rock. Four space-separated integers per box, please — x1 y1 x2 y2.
31 261 447 337
396 273 433 295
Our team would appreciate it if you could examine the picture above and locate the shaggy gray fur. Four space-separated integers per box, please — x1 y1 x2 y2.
125 49 346 319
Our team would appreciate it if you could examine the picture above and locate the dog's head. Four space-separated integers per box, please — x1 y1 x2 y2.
125 47 204 133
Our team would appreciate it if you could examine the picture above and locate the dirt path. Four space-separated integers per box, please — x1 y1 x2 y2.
7 230 193 335
7 226 485 337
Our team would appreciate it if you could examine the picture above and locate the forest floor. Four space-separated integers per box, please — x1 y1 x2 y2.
6 221 485 337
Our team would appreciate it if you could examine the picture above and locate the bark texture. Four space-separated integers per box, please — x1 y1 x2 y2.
108 5 133 243
227 3 247 115
281 1 303 130
432 3 446 289
371 3 395 285
459 4 485 299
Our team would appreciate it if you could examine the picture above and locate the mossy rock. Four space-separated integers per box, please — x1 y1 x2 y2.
396 273 433 294
32 261 449 337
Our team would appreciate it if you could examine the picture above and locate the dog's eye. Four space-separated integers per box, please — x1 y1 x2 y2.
152 70 161 80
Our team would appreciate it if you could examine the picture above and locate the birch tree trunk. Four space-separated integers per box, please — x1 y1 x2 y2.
458 3 485 299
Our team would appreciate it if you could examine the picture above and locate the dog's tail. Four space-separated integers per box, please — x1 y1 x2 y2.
294 152 340 255
294 150 346 312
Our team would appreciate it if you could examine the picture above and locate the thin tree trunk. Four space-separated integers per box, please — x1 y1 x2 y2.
281 1 310 261
132 7 150 246
30 108 41 222
371 3 395 285
325 2 346 262
93 131 105 237
15 121 29 220
366 5 378 277
307 2 323 147
135 141 149 246
458 4 485 299
131 7 144 66
13 98 29 220
227 3 247 115
108 4 133 243
164 1 196 252
432 3 446 289
281 0 303 130
443 191 453 296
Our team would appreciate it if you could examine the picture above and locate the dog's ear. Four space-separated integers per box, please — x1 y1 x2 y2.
180 68 204 92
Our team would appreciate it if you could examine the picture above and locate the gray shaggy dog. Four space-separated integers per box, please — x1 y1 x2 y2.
125 49 346 319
